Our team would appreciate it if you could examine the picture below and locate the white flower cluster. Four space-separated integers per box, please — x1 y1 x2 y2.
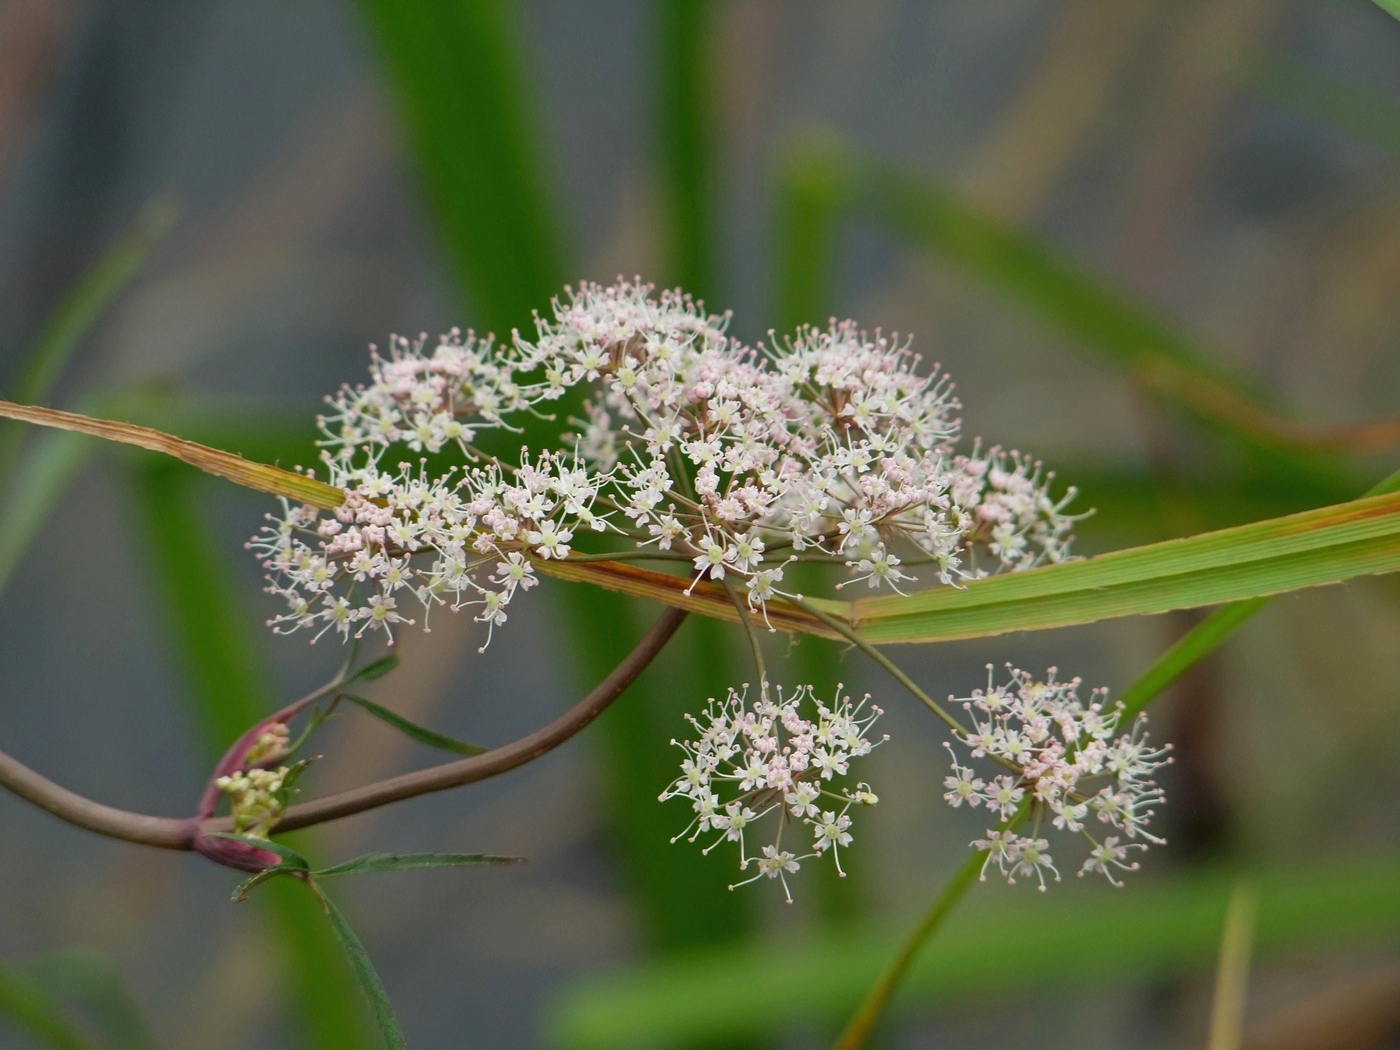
543 285 1078 604
942 666 1170 890
318 329 546 458
252 279 1080 646
250 450 601 646
216 766 291 839
659 684 885 900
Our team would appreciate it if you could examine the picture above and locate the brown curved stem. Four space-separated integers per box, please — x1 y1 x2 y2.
274 604 687 831
0 749 195 848
0 606 687 848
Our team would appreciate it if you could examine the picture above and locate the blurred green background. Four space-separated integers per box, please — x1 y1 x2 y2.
3 1 1400 1047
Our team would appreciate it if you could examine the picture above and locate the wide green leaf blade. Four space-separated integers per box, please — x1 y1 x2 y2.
316 890 407 1050
851 488 1400 643
314 852 522 879
338 692 485 755
546 855 1400 1049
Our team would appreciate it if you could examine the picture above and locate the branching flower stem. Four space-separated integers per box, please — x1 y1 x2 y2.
787 595 965 737
0 606 688 850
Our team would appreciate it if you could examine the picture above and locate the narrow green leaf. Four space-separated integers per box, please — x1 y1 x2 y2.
314 852 523 879
345 654 402 685
338 692 485 755
277 757 318 797
207 833 311 870
853 160 1280 419
0 399 343 509
233 865 302 902
546 855 1400 1050
1206 880 1258 1050
1373 0 1400 21
0 430 91 595
0 199 177 497
315 888 407 1050
0 963 95 1050
10 200 177 408
19 948 158 1050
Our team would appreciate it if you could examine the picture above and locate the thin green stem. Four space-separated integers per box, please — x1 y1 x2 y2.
832 851 980 1050
833 802 1029 1050
787 595 965 736
723 577 768 697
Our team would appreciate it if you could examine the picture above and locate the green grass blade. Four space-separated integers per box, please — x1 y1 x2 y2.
0 201 176 500
314 852 522 878
1117 598 1268 721
0 430 91 595
0 963 97 1050
1374 0 1400 21
832 847 984 1050
314 888 407 1050
546 855 1400 1049
130 462 376 1050
356 0 562 336
854 161 1243 380
656 0 717 299
338 692 486 755
1206 880 1258 1050
19 949 159 1050
8 200 177 409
